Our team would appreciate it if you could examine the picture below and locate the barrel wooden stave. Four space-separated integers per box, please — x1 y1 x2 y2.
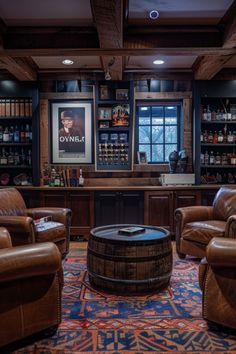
87 230 172 294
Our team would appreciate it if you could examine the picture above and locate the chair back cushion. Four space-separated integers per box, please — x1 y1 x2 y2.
0 188 26 216
213 186 236 220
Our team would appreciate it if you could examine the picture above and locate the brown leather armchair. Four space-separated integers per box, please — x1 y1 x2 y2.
0 227 63 348
0 187 72 259
199 237 236 329
175 186 236 258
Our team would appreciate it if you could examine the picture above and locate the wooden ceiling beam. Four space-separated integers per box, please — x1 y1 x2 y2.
222 1 236 48
0 57 37 80
193 55 233 80
192 1 236 80
0 47 235 57
90 0 123 80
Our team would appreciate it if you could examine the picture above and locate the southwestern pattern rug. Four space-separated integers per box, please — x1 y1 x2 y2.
13 248 236 354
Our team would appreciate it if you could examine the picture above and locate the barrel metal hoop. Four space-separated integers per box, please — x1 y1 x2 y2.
88 270 172 284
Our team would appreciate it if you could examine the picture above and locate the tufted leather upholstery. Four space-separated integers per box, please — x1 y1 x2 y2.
175 186 236 258
199 237 236 329
0 227 63 348
0 187 72 259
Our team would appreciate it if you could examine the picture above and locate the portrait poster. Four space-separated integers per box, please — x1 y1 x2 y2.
50 101 92 163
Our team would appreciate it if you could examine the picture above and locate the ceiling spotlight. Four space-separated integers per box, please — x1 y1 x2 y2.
62 59 74 65
149 10 159 20
105 70 112 80
153 59 165 65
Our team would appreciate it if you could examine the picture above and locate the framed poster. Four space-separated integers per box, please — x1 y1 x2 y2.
50 100 92 164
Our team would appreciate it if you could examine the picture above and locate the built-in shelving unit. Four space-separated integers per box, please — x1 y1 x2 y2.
95 80 134 171
0 81 39 186
194 81 236 185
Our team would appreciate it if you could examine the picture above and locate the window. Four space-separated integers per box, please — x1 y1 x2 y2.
136 103 181 163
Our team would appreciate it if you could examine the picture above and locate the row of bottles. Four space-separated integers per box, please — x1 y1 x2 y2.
0 99 32 117
48 167 84 187
97 143 129 166
201 151 236 166
0 124 32 143
202 105 236 121
201 172 236 184
200 129 236 144
0 147 32 166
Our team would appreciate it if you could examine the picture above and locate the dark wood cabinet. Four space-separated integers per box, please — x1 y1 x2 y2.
144 190 201 234
40 190 94 239
95 191 143 226
144 191 174 232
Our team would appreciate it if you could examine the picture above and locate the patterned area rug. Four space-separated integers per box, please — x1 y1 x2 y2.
14 249 236 353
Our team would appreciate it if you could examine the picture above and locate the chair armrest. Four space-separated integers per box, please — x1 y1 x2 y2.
27 207 72 225
175 206 214 227
0 227 12 249
225 214 236 238
0 242 61 283
175 206 214 254
0 215 35 244
206 237 236 267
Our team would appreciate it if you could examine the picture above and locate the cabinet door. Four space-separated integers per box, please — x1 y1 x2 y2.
20 190 40 208
68 191 94 239
201 189 218 206
40 191 66 208
95 191 119 226
144 191 174 232
175 190 201 209
119 191 144 224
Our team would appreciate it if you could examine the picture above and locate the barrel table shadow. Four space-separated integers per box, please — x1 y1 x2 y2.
87 224 173 294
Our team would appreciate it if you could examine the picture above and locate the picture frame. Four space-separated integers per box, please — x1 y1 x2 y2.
50 100 92 164
112 104 129 127
99 121 110 129
100 85 110 100
116 88 129 100
98 107 112 120
137 151 147 164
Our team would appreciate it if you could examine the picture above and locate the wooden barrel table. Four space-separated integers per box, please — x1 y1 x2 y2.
87 224 172 294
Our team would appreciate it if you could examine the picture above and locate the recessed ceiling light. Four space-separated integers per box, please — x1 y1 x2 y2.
153 59 165 65
149 10 159 20
62 59 74 65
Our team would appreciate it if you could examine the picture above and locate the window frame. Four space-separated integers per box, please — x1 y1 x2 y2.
135 100 183 164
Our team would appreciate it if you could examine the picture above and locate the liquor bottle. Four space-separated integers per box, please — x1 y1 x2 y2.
217 131 223 143
200 131 203 142
0 148 8 165
14 149 20 165
14 125 20 143
7 148 14 165
202 107 208 121
227 131 234 143
20 125 25 143
212 131 218 144
3 127 9 142
215 152 221 165
206 105 211 121
50 168 57 187
204 151 209 165
9 126 14 143
208 131 213 143
78 169 84 186
203 130 208 143
209 151 215 165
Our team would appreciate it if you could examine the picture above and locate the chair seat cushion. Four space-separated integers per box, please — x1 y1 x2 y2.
182 220 226 245
36 222 66 243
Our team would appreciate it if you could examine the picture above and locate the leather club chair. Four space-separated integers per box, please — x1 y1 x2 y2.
199 237 236 329
0 227 63 348
175 186 236 258
0 187 72 259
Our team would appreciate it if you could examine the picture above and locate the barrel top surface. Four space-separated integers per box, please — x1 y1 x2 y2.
90 224 170 242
